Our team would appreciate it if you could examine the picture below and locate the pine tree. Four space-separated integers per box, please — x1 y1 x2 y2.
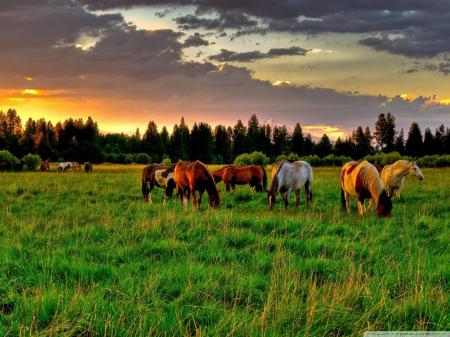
405 122 423 157
352 126 370 159
232 119 247 158
214 125 232 164
142 121 162 162
160 126 169 156
433 125 445 155
423 128 434 155
247 114 259 153
303 133 315 155
291 123 304 156
20 118 37 155
272 125 289 157
315 134 332 158
393 128 405 155
374 113 396 152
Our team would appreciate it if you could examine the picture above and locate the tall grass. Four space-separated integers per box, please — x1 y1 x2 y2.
0 166 448 336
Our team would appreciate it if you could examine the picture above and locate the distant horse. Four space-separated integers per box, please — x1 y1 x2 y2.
142 164 176 204
174 161 220 210
341 160 392 217
71 162 81 171
381 159 423 198
219 165 267 192
267 160 313 210
84 162 93 173
40 160 50 172
57 162 72 172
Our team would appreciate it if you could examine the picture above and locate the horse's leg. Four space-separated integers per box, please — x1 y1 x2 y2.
191 189 197 209
197 191 203 210
344 193 351 214
367 198 375 212
358 200 366 216
283 189 290 210
294 189 300 208
148 182 154 204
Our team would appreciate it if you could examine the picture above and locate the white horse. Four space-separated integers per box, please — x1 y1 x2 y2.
381 159 424 198
267 160 313 210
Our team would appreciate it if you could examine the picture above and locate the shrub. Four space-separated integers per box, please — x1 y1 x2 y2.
124 154 135 164
234 151 269 166
21 153 42 171
135 153 151 164
105 153 119 163
162 157 172 165
0 150 20 170
276 153 301 162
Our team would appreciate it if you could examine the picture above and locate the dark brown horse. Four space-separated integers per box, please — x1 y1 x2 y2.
174 161 220 210
40 160 50 171
219 165 267 192
212 165 232 183
142 163 176 203
85 162 93 173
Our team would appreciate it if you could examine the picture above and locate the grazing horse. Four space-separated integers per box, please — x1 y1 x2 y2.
381 159 423 198
40 160 50 171
173 161 220 210
71 162 81 171
141 164 176 204
267 160 313 210
84 162 93 173
220 165 267 192
341 161 392 217
212 165 232 183
57 162 72 172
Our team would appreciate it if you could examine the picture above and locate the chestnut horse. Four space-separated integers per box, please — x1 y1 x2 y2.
214 165 267 192
174 161 220 210
212 165 232 183
85 162 93 173
142 163 176 204
40 160 50 171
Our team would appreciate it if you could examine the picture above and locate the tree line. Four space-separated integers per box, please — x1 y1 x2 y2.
0 109 449 164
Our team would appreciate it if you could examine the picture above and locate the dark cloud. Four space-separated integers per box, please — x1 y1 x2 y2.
209 47 309 62
175 12 258 31
183 33 209 47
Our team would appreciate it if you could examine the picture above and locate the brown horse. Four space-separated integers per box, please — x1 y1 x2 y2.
212 165 232 183
142 163 176 203
71 162 81 171
40 160 50 171
220 165 267 192
174 161 220 210
84 162 93 173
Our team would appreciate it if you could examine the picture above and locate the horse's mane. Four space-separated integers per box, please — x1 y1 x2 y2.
269 160 288 193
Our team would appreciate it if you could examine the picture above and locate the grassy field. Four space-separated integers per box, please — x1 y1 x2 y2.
0 164 448 336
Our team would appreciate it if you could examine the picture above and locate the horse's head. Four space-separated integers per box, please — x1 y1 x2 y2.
209 190 221 209
376 190 392 218
267 190 276 209
410 160 424 181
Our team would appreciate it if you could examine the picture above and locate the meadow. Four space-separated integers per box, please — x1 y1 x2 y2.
0 164 448 336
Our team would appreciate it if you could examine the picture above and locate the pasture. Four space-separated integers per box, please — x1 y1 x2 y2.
0 165 448 336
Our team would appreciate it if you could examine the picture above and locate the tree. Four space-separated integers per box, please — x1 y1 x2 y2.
246 114 259 153
170 118 190 161
433 124 445 155
20 118 37 155
352 126 370 159
334 136 353 157
232 119 247 158
35 119 52 160
315 134 332 158
303 133 315 155
393 128 405 155
214 125 232 163
423 128 434 155
405 122 423 157
142 121 162 162
291 123 304 156
160 126 169 156
374 113 396 152
272 125 289 157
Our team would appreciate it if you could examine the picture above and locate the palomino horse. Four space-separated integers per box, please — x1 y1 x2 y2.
381 159 423 198
214 165 267 192
174 161 220 210
341 161 392 217
267 160 313 210
141 163 176 204
57 162 72 172
71 162 82 171
40 160 50 171
84 162 93 173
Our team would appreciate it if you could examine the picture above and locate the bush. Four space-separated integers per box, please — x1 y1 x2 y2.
234 151 269 166
0 150 20 170
276 153 301 162
162 157 172 165
124 154 135 164
21 153 42 171
135 153 151 164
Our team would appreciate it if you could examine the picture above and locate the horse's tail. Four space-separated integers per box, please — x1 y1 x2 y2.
261 166 267 191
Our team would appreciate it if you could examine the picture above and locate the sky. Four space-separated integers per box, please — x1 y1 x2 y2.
0 0 449 139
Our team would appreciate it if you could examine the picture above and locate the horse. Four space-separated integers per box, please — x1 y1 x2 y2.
173 161 220 210
267 160 313 210
57 162 72 172
40 160 50 172
84 162 93 173
212 165 232 183
341 160 392 217
381 159 423 198
220 165 267 192
71 162 81 171
141 164 176 204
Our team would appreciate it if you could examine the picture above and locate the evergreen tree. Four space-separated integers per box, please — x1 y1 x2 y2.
444 128 450 154
374 113 396 152
405 122 423 157
197 122 214 163
35 119 52 160
315 134 332 158
352 126 370 159
232 119 247 158
272 125 289 157
160 126 169 156
303 133 315 155
291 123 304 156
142 121 162 162
423 128 434 155
246 114 259 152
214 125 232 164
170 118 190 161
128 128 141 153
433 124 445 155
334 136 353 157
20 118 37 154
393 128 405 155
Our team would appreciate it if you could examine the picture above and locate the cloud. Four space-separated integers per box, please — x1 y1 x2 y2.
209 47 310 62
174 12 258 31
183 33 209 48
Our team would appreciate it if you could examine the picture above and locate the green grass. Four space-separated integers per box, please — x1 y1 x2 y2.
0 165 448 336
